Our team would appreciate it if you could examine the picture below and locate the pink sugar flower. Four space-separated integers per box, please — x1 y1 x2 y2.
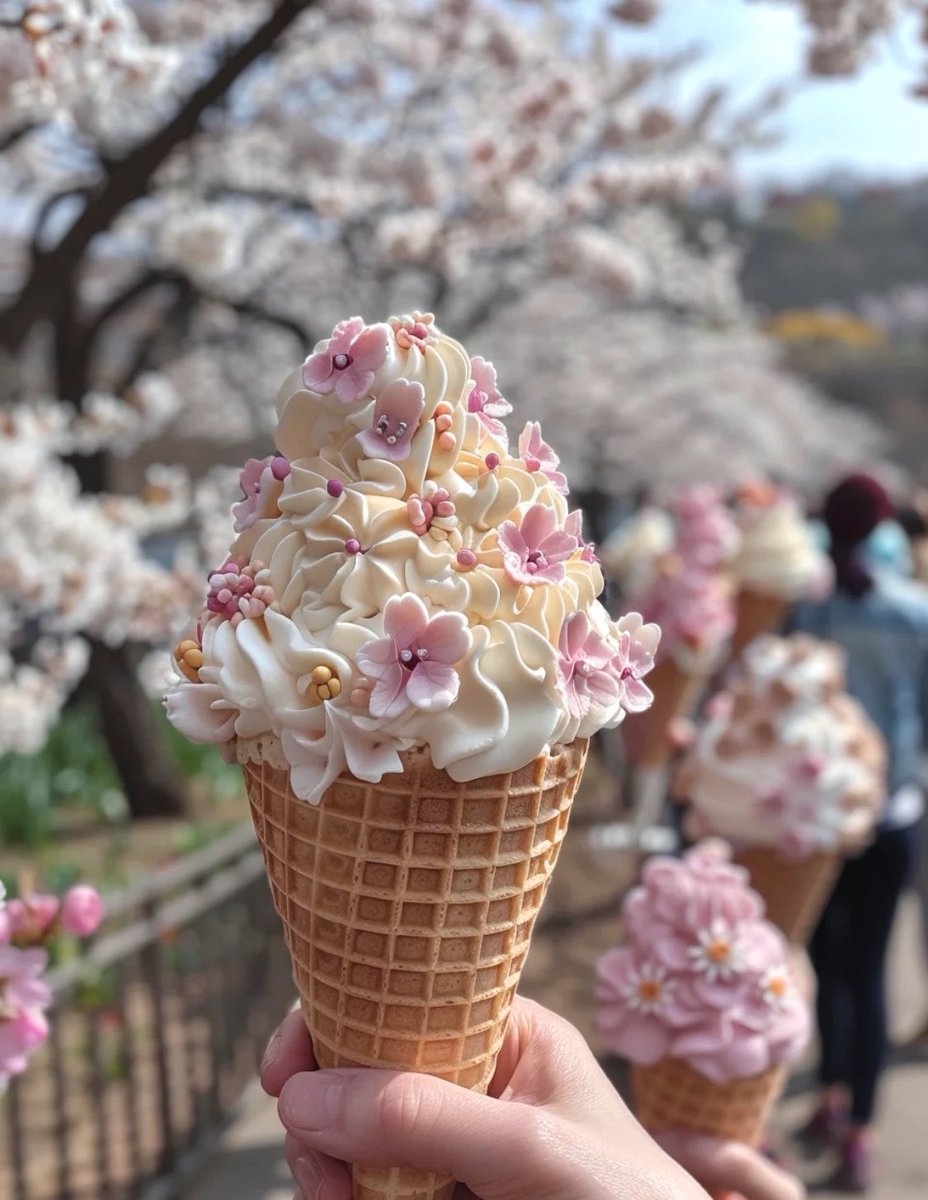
611 612 659 713
301 317 388 405
565 510 599 564
518 421 568 495
356 379 426 462
231 455 289 533
59 887 105 937
467 357 512 440
356 594 472 719
596 947 674 1064
205 559 275 626
497 505 578 587
557 612 620 719
3 894 60 946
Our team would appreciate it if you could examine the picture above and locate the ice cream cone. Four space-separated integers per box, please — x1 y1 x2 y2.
733 845 841 944
622 657 704 767
632 1058 785 1146
731 590 788 657
242 736 589 1200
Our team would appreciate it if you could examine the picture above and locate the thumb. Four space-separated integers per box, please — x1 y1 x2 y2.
278 1067 569 1199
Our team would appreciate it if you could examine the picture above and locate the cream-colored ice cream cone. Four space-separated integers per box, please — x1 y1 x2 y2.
731 590 789 656
242 737 589 1200
733 845 841 944
622 657 704 767
632 1058 786 1146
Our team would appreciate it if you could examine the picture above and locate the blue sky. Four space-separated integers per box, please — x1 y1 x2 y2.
607 0 928 183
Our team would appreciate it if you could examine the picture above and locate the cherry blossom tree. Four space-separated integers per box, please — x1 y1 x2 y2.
0 0 887 813
614 0 928 93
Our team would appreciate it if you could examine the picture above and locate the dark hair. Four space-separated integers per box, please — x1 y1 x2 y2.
823 474 895 598
897 505 928 541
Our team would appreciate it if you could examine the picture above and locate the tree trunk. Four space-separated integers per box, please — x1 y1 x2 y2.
87 640 187 819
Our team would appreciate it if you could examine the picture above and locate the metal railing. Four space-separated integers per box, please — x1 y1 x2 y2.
1 824 295 1200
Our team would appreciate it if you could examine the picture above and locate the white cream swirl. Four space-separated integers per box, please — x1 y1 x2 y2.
166 316 658 802
732 495 832 601
677 634 885 854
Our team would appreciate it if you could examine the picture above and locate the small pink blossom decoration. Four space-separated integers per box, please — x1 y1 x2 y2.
356 594 472 719
356 379 426 463
407 487 455 536
596 843 810 1084
518 421 568 495
673 486 739 571
558 611 658 721
302 317 389 405
634 560 734 662
389 311 435 350
565 510 599 564
467 357 512 440
231 455 289 533
611 612 660 712
59 886 105 937
205 559 275 626
497 505 578 586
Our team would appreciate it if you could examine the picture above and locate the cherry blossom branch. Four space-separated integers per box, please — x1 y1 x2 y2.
0 0 319 353
30 186 94 260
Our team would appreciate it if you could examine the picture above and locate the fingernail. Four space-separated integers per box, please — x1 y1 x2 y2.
292 1154 324 1199
280 1074 344 1132
261 1031 282 1074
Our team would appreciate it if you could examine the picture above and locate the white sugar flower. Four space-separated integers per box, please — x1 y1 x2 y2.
622 962 671 1014
687 919 744 982
760 966 793 1011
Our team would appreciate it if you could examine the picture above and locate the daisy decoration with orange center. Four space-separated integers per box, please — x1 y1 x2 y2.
759 965 793 1011
687 918 744 982
622 962 671 1015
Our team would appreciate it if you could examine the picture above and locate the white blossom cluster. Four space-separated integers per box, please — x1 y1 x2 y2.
0 410 204 738
611 0 928 93
477 283 886 500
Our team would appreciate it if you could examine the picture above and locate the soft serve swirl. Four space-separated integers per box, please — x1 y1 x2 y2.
676 634 886 856
166 314 659 802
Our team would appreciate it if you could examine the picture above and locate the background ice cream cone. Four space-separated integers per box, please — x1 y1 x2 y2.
632 1058 786 1146
622 657 703 767
731 590 789 656
243 737 588 1200
733 845 841 944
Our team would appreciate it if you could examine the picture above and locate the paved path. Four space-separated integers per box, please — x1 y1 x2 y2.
182 894 928 1200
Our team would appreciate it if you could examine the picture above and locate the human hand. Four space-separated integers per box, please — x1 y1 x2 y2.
261 995 798 1200
657 1131 806 1200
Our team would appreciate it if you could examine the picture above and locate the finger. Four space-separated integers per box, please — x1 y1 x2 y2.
278 1066 568 1199
285 1133 351 1200
656 1134 806 1200
261 1010 316 1098
486 994 538 1097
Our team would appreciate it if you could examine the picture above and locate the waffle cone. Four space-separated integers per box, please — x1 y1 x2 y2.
632 1058 785 1146
734 845 841 944
243 737 589 1200
731 590 789 656
622 657 704 767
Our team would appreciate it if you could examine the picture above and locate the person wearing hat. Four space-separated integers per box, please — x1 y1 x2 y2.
790 473 928 1192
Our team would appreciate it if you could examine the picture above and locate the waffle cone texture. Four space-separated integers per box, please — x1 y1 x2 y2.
734 845 841 944
632 1058 785 1146
244 737 589 1200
